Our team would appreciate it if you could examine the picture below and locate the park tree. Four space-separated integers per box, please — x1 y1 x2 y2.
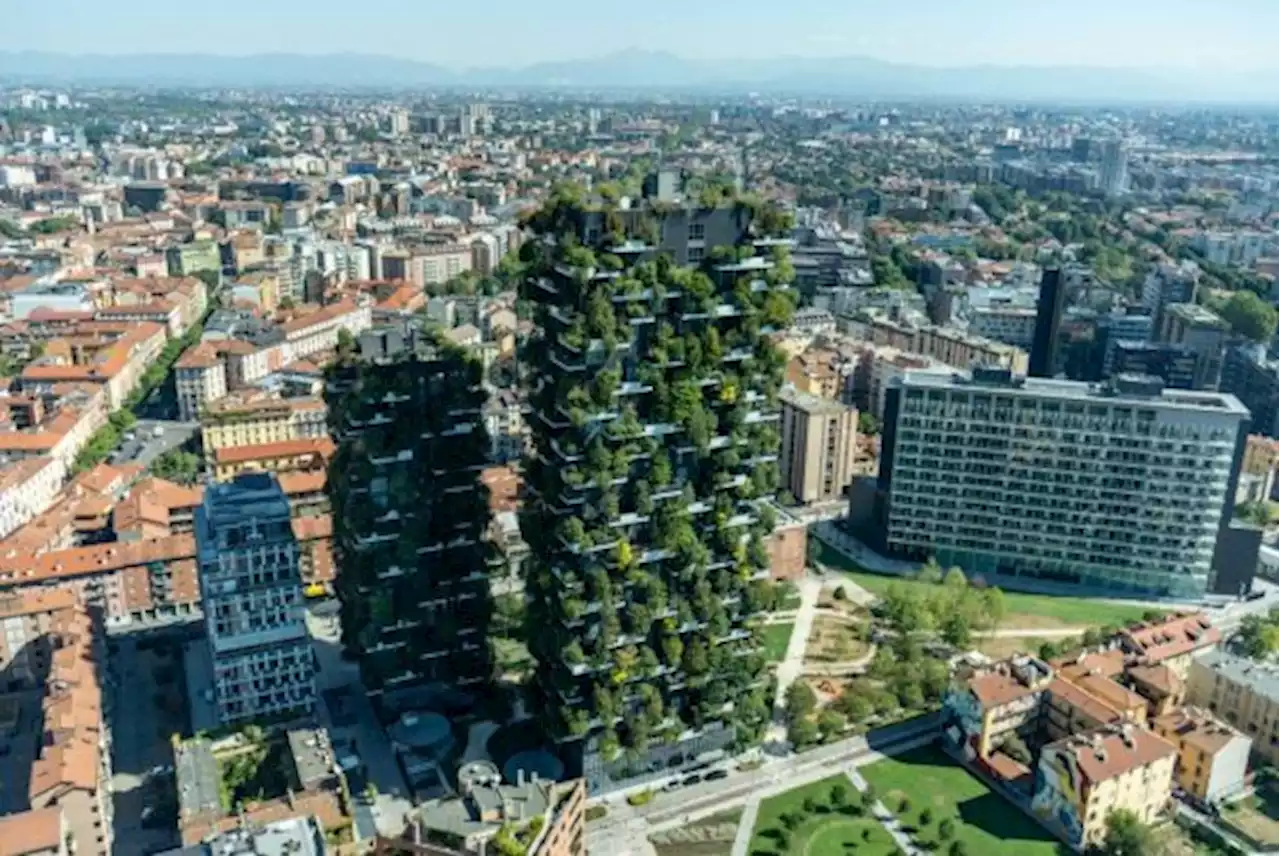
785 681 818 722
1237 609 1280 660
1218 290 1277 342
787 716 820 748
1101 809 1153 856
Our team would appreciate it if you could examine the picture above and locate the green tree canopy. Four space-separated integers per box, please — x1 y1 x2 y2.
1101 809 1153 856
1218 290 1277 342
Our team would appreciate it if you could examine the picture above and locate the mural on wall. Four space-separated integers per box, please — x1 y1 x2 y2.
943 688 985 758
1031 748 1085 848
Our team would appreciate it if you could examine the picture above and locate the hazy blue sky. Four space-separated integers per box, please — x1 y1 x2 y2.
9 0 1278 71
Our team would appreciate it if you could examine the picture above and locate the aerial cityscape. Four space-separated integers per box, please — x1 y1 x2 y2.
0 6 1277 856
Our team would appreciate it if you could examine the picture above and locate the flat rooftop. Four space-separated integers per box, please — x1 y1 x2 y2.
898 368 1251 417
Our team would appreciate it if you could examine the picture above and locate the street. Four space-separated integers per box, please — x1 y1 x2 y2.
111 419 199 468
106 635 188 856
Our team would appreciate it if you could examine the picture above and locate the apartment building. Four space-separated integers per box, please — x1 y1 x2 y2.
381 775 585 856
1031 724 1176 851
415 243 473 286
210 437 334 483
0 395 109 489
0 587 78 690
20 321 168 411
175 343 228 422
1152 707 1251 804
1186 650 1279 765
879 368 1250 598
779 386 858 504
196 473 315 724
325 322 495 705
853 309 1029 375
2 595 113 856
852 344 949 421
201 394 327 456
1157 303 1230 391
277 297 373 361
0 807 67 856
0 456 64 539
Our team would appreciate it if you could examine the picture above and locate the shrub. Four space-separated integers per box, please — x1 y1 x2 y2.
625 789 653 807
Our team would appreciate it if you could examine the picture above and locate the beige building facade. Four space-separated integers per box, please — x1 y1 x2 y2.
779 386 858 504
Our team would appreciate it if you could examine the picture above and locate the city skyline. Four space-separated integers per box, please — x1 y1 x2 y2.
8 0 1278 73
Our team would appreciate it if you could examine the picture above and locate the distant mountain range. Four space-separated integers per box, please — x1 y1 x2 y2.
0 49 1274 104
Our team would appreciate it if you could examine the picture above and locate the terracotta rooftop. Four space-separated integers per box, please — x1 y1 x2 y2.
0 807 63 856
277 470 327 495
1154 707 1248 757
1119 613 1221 665
1050 724 1176 787
175 341 221 370
213 437 334 466
1048 677 1124 726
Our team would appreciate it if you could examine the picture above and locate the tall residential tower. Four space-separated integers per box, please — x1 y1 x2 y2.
325 323 496 710
520 187 795 790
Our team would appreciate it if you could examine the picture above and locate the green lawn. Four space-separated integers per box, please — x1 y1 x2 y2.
749 775 899 856
813 541 1148 628
860 744 1061 856
762 623 794 663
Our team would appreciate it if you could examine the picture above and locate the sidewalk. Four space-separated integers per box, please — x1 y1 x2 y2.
769 576 822 740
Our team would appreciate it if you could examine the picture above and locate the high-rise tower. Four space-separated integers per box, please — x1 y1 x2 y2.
520 185 795 791
197 473 315 724
325 322 496 710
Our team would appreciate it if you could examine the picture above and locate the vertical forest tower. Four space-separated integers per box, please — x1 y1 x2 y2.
520 187 796 788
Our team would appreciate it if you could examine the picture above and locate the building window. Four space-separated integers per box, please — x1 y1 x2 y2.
688 223 705 242
688 246 704 264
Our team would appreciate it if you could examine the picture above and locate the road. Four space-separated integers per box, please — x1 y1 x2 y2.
111 419 199 468
106 635 187 856
587 714 940 856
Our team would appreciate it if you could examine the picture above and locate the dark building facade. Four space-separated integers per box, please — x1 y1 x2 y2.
325 322 496 712
1106 340 1198 390
1220 344 1279 439
1029 267 1065 378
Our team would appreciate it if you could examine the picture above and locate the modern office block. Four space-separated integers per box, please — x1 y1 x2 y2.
197 473 315 724
520 188 793 790
779 386 859 504
1220 344 1278 439
878 368 1250 598
325 322 496 709
1029 267 1064 378
1105 340 1198 390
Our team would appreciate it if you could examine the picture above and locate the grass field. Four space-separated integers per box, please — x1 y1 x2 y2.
762 623 794 663
813 541 1149 629
860 743 1063 856
749 775 898 856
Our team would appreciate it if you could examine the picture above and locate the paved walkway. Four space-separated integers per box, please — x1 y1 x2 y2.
844 765 924 856
770 576 822 739
728 795 762 856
